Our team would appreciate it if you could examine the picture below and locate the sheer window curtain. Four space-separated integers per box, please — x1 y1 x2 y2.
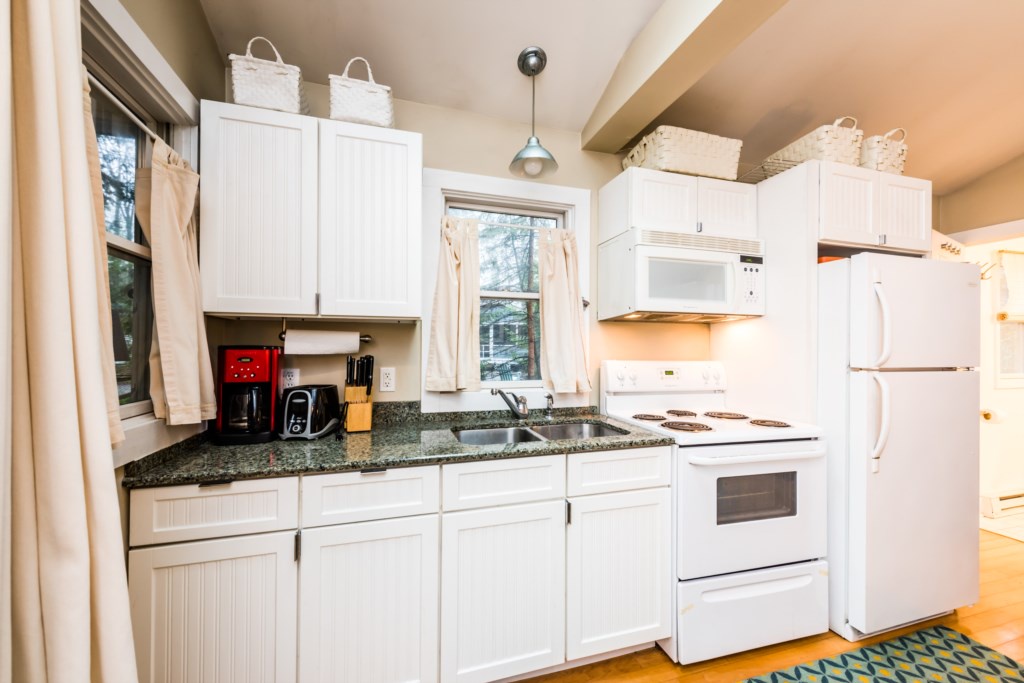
135 139 216 424
4 0 140 679
425 216 481 392
539 229 591 393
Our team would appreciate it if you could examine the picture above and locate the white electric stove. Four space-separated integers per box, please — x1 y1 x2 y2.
601 360 829 665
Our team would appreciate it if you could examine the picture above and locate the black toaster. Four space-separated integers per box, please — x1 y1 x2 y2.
277 384 340 439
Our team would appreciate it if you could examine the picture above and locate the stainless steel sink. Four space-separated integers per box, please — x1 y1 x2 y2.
529 422 625 440
451 427 545 445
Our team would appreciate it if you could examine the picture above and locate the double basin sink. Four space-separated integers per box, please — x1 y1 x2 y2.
452 421 625 445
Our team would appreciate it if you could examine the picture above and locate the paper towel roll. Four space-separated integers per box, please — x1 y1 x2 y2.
284 329 361 355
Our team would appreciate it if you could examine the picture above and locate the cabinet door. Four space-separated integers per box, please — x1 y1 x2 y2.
878 172 931 253
441 501 566 683
128 531 297 683
299 516 439 683
566 488 671 660
319 121 423 317
696 177 757 238
199 100 318 315
818 161 880 247
629 167 698 234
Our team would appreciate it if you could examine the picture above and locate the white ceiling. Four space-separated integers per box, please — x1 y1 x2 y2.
198 0 665 132
198 0 1024 194
650 0 1024 194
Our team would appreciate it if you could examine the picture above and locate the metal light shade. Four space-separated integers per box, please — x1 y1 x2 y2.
509 46 557 179
509 136 558 178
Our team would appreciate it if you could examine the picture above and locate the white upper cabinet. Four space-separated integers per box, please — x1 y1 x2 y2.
199 101 423 318
818 161 930 253
598 167 756 243
695 177 758 239
319 121 422 317
200 100 318 315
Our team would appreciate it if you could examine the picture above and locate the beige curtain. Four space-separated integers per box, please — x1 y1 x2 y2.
135 139 216 424
425 216 481 392
0 0 13 677
539 229 591 393
7 0 140 679
83 73 125 446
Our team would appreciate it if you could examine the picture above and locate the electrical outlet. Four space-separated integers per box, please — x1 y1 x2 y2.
380 367 396 392
280 367 300 390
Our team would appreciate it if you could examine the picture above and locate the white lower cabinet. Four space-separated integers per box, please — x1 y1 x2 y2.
440 501 567 683
298 515 439 683
566 488 672 660
128 531 298 683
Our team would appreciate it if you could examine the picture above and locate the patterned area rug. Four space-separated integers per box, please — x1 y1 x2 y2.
746 625 1024 682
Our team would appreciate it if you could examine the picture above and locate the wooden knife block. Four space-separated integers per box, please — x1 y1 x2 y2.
344 386 372 432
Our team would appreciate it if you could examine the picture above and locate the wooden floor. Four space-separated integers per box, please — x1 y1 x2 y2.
527 530 1024 682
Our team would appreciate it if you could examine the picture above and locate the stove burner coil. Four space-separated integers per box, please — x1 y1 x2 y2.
750 419 791 428
667 410 697 417
704 411 749 420
632 413 666 421
662 421 712 432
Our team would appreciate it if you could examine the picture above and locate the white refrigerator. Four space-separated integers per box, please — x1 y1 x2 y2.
818 253 980 641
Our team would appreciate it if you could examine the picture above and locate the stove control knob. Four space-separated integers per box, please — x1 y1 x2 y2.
628 372 638 385
701 367 710 381
616 370 625 381
713 369 722 383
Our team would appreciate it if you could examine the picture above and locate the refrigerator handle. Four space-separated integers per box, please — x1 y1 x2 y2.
873 281 893 368
869 372 892 473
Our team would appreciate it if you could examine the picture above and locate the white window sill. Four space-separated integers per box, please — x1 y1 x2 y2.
112 412 203 469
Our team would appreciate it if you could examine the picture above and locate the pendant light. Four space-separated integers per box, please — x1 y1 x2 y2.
509 46 558 179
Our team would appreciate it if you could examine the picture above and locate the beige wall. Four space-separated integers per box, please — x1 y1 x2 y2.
938 151 1024 234
209 82 710 405
117 0 224 101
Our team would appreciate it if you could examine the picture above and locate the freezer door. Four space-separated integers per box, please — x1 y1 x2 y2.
847 370 979 635
849 254 980 369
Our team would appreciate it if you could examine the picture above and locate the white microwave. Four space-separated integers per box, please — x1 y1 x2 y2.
597 228 765 322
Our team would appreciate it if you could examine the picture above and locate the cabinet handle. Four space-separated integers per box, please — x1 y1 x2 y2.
696 221 703 233
360 467 387 474
878 234 887 246
294 530 302 562
198 478 234 487
315 292 320 313
566 500 572 525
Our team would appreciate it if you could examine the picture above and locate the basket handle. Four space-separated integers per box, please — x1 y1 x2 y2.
245 36 285 64
883 127 907 144
833 116 858 129
341 57 376 84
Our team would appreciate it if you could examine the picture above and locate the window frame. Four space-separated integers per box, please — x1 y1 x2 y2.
421 169 591 414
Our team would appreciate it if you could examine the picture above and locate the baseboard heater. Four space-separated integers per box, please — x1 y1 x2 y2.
981 491 1024 518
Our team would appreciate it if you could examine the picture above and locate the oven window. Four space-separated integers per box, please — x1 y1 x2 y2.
648 259 727 302
717 472 797 524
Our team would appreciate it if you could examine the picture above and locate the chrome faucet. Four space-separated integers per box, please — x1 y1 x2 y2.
544 393 554 419
491 388 528 419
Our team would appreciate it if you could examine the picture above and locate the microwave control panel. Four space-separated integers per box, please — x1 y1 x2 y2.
739 256 765 314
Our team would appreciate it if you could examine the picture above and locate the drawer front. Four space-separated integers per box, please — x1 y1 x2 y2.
567 446 671 496
302 466 440 527
129 478 299 547
442 455 566 511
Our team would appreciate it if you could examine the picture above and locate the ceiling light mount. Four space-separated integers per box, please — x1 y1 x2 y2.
509 46 558 179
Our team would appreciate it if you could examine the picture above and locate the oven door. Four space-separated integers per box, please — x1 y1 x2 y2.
634 245 740 314
677 439 827 580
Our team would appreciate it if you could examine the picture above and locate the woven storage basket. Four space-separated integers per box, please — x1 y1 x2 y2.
329 57 394 128
229 37 305 114
860 128 908 174
622 125 742 180
765 116 863 167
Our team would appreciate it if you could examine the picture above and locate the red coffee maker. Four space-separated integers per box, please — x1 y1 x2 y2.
214 346 281 444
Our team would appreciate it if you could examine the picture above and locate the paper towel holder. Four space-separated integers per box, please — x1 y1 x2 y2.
277 320 372 345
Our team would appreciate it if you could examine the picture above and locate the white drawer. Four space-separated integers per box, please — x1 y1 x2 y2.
442 455 566 511
129 477 299 547
567 446 671 496
302 466 440 527
677 560 828 664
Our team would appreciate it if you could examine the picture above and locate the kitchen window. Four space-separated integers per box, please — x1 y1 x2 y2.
90 83 163 417
421 169 591 413
446 203 563 385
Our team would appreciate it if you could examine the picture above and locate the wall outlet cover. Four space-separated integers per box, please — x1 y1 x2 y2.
280 367 300 390
380 367 396 392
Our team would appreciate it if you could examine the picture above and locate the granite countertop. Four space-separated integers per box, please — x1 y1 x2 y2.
122 402 674 489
